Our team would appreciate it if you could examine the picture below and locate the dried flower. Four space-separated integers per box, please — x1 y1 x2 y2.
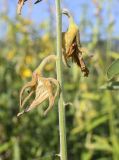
17 0 43 14
17 0 24 15
62 9 89 77
17 55 60 117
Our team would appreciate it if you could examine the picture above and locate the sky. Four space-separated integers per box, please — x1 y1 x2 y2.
0 0 119 39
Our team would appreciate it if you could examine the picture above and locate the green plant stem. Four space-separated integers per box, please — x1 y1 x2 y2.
55 0 67 159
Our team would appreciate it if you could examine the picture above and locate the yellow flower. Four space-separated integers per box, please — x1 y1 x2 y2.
25 55 33 64
21 68 32 78
42 34 50 42
7 50 15 60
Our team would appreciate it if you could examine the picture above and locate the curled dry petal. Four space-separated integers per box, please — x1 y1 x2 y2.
19 76 37 108
17 0 24 15
68 37 89 77
17 77 60 117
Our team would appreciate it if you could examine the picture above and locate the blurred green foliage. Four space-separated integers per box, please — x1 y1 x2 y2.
0 1 119 160
107 59 119 80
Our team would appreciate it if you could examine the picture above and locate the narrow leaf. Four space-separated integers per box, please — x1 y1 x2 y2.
107 59 119 79
100 81 119 90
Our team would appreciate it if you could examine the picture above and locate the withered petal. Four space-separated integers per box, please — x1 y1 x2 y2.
34 0 43 4
20 78 36 108
20 90 34 109
17 0 24 15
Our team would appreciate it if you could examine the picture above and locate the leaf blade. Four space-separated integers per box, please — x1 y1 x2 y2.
107 59 119 79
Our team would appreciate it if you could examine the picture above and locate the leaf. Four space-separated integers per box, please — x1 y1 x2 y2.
86 135 112 152
110 51 119 59
86 116 109 132
100 81 119 90
0 141 12 153
107 59 119 80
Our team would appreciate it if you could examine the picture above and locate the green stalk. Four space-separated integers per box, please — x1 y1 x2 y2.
55 0 67 159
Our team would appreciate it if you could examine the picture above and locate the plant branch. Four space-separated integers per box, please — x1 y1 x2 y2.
55 0 67 160
34 54 57 75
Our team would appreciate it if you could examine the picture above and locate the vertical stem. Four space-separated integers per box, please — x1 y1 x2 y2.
55 0 67 160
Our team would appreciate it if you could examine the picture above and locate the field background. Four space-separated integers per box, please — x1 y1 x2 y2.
0 0 119 160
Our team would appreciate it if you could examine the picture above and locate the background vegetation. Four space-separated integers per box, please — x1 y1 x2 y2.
0 0 119 159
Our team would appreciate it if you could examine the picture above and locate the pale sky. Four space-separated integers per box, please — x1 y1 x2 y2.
0 0 119 39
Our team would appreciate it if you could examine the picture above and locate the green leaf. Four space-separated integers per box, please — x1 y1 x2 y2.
107 59 119 79
0 141 12 153
100 81 119 90
86 116 108 132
